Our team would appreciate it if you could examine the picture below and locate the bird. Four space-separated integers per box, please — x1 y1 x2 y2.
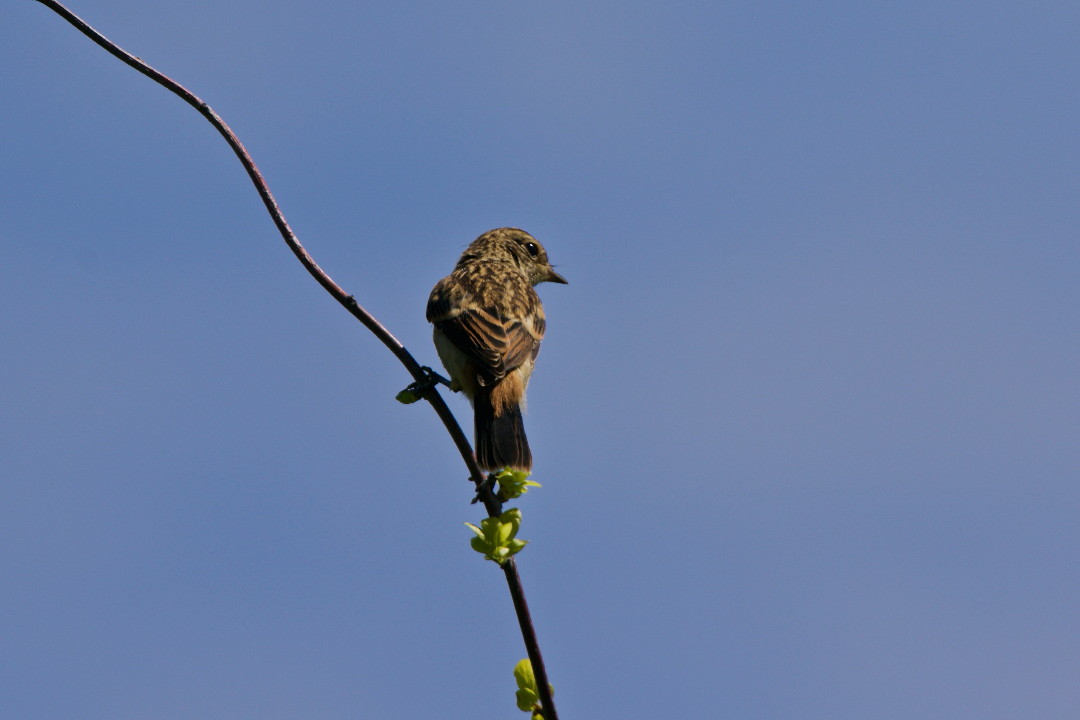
426 227 567 472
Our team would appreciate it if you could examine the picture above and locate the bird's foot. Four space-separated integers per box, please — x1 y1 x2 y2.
421 366 456 390
395 367 454 404
470 473 503 509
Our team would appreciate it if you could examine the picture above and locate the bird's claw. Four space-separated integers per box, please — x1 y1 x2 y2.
396 367 455 404
420 366 455 390
470 473 502 508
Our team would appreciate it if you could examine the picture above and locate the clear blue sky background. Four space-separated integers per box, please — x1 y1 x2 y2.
4 2 1078 718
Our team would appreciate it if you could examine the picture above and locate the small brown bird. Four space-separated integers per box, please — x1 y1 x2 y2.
427 228 567 472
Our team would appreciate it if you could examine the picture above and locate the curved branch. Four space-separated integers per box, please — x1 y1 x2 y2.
35 0 491 489
34 2 557 718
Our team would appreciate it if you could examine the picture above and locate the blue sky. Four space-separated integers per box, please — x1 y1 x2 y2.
4 1 1078 718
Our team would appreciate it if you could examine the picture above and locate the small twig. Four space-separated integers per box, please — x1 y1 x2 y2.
504 560 557 719
34 2 556 717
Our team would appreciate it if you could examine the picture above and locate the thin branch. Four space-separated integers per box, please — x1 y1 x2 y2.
34 2 557 718
504 560 557 718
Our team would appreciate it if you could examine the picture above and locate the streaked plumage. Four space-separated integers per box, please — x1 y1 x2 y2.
427 227 566 471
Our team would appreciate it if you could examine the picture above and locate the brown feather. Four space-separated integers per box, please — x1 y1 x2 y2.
427 228 564 471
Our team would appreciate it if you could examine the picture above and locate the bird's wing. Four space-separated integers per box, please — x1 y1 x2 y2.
427 267 546 385
435 305 541 385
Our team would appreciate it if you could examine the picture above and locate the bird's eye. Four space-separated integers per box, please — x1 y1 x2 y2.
524 242 540 257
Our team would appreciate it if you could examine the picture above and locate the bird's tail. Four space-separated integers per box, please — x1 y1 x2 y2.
474 384 532 472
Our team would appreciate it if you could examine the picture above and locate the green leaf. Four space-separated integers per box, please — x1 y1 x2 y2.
494 469 543 500
514 658 536 688
465 509 528 564
395 387 421 404
515 687 539 712
514 659 539 711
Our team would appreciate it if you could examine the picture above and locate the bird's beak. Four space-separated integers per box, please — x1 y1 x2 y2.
547 268 569 284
